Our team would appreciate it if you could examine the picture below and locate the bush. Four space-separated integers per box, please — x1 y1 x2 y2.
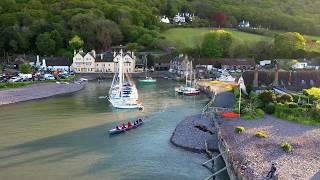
235 126 245 133
255 130 268 138
277 94 293 103
302 103 313 109
281 142 293 152
256 108 265 118
288 102 298 108
265 103 276 114
258 90 276 107
19 64 32 74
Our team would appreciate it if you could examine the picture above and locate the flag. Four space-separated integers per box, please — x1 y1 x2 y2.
238 76 248 95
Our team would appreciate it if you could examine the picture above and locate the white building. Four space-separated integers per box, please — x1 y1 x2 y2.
33 55 71 72
239 20 250 28
260 60 272 66
71 49 136 73
160 16 170 24
292 62 308 69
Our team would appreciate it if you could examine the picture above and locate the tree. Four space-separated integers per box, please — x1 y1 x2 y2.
201 32 221 58
274 32 306 58
127 43 139 51
258 90 276 107
69 35 84 50
36 32 56 55
50 30 63 51
94 19 123 51
201 30 233 58
19 64 32 74
212 12 228 28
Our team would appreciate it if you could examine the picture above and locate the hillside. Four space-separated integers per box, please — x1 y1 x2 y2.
0 0 320 57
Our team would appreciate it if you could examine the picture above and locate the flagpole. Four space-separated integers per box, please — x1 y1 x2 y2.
239 84 241 115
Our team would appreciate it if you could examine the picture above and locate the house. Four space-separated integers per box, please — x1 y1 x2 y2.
308 60 320 70
238 20 250 28
220 59 255 70
170 54 191 75
173 13 194 24
33 55 71 71
45 57 71 71
243 69 320 91
292 60 308 69
160 16 170 24
173 13 186 24
71 49 136 73
259 60 272 66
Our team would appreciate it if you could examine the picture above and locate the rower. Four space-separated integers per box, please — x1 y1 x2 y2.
116 126 120 130
138 119 143 123
127 121 132 128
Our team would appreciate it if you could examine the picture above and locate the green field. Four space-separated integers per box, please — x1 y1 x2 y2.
160 28 320 52
160 28 270 49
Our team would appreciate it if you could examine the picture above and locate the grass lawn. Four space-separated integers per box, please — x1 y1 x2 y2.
160 28 270 50
160 27 320 52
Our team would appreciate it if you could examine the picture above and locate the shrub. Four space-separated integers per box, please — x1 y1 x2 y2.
258 90 276 107
235 126 245 133
255 130 268 138
265 103 276 114
281 142 293 152
278 94 293 103
288 102 298 108
302 103 313 109
256 108 265 118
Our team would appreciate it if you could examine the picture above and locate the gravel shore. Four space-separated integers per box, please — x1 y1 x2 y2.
0 82 85 106
171 114 218 153
217 115 320 180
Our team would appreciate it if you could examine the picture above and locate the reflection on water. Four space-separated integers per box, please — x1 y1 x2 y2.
0 79 228 180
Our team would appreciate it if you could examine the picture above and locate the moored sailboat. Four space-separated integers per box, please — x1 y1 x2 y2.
138 55 157 84
108 49 143 109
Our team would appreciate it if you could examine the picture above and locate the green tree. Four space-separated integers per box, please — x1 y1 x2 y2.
36 32 55 55
69 35 84 50
19 64 32 74
274 32 306 58
201 30 233 58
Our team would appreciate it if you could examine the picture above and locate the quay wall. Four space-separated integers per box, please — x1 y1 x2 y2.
76 71 172 80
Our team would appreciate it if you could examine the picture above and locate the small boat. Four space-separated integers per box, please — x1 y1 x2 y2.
109 119 144 135
139 77 157 83
138 55 157 84
183 87 200 96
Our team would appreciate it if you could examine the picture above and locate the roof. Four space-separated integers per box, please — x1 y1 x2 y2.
96 52 114 62
44 57 71 66
243 70 320 91
221 59 255 66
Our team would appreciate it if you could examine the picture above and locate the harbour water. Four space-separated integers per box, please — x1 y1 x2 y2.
0 79 228 180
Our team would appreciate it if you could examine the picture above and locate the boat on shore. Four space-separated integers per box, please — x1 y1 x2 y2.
109 119 144 135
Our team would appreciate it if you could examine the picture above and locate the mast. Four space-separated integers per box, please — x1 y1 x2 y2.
190 60 193 87
145 55 148 78
119 49 123 100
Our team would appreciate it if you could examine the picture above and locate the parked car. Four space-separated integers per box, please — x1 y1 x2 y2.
43 74 55 80
9 76 22 82
236 69 242 73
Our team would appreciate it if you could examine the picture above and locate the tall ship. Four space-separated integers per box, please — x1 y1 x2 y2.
108 49 143 109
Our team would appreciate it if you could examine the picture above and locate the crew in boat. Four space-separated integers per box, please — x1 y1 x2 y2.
138 119 143 123
116 126 120 130
127 121 132 128
121 123 126 129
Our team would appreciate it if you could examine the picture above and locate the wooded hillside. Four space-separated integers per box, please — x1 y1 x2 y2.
0 0 319 57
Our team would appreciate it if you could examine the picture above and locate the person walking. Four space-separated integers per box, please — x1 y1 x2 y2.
266 163 277 179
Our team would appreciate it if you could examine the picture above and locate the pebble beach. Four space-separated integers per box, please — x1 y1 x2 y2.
0 83 85 106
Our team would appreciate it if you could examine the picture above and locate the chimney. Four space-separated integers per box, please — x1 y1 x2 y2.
91 50 96 58
113 51 116 57
74 50 76 56
273 63 279 87
131 51 134 58
101 53 103 60
36 55 40 66
253 66 259 88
